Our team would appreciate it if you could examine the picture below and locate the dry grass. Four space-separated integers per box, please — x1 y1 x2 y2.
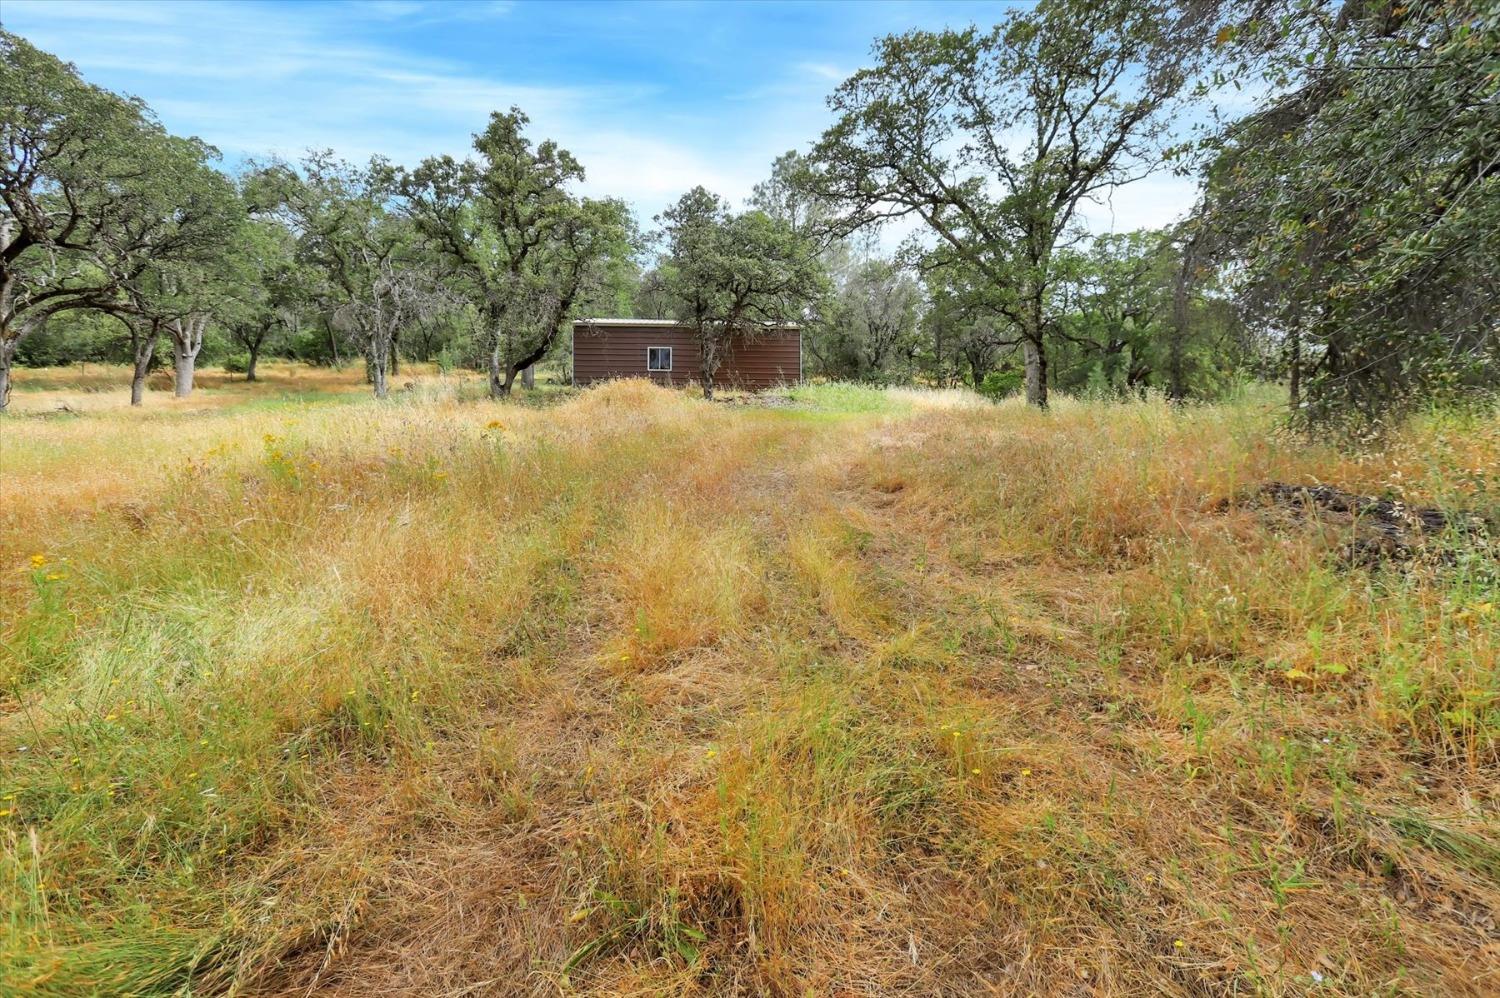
2 368 1497 995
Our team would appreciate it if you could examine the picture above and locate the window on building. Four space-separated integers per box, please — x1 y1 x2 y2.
647 346 672 372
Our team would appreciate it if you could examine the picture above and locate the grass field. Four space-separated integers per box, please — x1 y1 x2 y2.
2 365 1498 995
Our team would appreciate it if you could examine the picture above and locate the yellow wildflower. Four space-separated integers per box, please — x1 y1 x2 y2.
1283 668 1311 680
45 572 66 581
30 553 46 568
1020 768 1032 777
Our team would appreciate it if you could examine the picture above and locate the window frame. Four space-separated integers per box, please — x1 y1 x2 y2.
646 346 672 372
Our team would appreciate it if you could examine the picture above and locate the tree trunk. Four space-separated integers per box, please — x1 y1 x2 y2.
371 353 389 399
167 315 206 398
488 342 507 398
131 335 157 407
969 353 988 389
0 347 12 414
1288 323 1302 414
521 364 535 390
0 315 39 413
1021 336 1048 408
500 366 520 395
700 360 715 400
1167 296 1187 403
246 342 260 382
1164 234 1200 405
173 350 194 397
699 334 720 400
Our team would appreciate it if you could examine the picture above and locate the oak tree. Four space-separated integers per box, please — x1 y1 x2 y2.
656 187 824 399
805 0 1200 407
401 109 631 396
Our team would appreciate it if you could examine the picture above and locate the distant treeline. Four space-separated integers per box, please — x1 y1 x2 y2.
3 1 1496 432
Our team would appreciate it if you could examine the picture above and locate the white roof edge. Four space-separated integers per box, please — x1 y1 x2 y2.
573 317 801 329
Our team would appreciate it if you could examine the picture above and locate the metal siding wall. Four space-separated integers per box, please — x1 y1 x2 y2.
573 326 702 387
572 324 802 389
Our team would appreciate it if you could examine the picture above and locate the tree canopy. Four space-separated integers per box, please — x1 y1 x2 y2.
1200 0 1500 433
656 186 825 398
803 0 1203 406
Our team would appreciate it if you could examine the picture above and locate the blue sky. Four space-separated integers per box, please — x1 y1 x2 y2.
4 0 1199 235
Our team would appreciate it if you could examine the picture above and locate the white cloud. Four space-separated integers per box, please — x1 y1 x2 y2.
797 61 847 82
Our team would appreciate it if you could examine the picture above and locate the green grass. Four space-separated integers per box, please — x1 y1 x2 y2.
780 380 918 412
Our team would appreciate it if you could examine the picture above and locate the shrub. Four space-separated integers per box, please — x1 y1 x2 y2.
977 369 1022 400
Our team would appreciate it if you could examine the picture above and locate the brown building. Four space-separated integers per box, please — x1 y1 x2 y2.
571 319 801 389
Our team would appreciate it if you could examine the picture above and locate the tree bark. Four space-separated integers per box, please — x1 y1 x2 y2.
0 341 13 414
173 351 194 397
1021 336 1048 408
970 355 986 388
371 351 390 399
696 327 723 400
1288 323 1302 414
494 327 558 399
488 341 507 398
1 316 43 413
131 328 157 407
1167 237 1195 403
245 344 259 382
700 353 717 400
167 314 206 398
